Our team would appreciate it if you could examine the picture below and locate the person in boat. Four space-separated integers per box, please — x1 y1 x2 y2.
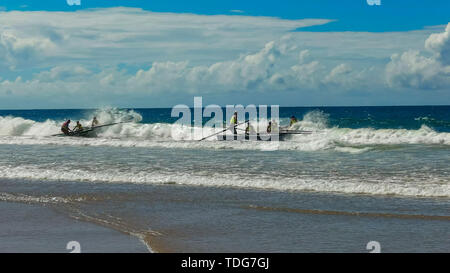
245 122 256 136
267 121 272 133
230 111 238 135
61 120 72 135
271 120 279 132
91 117 99 128
289 116 298 128
73 121 84 133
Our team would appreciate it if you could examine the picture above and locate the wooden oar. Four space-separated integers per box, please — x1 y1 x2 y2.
280 130 313 134
199 120 248 141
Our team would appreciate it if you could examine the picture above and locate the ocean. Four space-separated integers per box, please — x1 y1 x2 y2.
0 106 449 252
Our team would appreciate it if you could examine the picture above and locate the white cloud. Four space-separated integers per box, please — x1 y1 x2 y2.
0 7 331 69
425 23 450 65
34 65 91 82
1 31 55 68
386 23 450 90
2 39 375 101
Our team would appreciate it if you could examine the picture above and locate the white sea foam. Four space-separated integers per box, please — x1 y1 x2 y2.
0 164 448 197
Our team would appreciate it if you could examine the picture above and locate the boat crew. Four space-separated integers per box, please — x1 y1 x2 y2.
267 121 272 133
91 117 99 127
61 120 72 135
230 112 238 134
74 121 83 132
290 116 298 127
245 122 256 136
271 120 279 132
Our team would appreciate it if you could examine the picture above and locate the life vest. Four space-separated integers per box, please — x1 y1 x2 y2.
290 118 298 127
246 125 255 134
62 120 70 129
230 115 237 124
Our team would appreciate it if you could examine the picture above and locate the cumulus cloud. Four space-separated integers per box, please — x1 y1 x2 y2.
1 31 55 68
425 23 450 65
128 40 322 93
2 39 372 103
34 65 91 82
386 23 450 89
386 50 450 89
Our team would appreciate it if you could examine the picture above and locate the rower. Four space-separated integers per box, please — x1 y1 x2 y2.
230 111 238 135
91 116 99 127
74 121 83 132
267 121 272 133
289 116 298 128
271 120 279 132
61 120 72 135
245 122 255 136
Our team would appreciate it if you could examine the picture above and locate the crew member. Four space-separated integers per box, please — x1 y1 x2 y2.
245 122 255 136
61 120 72 135
271 120 279 132
74 121 83 132
230 112 238 135
91 117 99 127
290 116 298 127
267 121 272 133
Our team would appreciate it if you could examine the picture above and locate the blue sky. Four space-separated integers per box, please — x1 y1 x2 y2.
3 0 449 32
0 1 449 108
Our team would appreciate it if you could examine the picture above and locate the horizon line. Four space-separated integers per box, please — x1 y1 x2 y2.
1 104 449 111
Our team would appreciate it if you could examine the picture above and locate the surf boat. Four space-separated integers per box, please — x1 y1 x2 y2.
217 130 312 141
51 122 127 138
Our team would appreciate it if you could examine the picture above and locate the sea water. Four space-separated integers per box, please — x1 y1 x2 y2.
0 106 449 252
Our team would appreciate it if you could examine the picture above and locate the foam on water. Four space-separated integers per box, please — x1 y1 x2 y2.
0 164 448 197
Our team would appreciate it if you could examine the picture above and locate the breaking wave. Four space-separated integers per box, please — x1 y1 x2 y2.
0 108 449 152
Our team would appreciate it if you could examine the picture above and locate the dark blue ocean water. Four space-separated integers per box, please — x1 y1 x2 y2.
1 106 449 132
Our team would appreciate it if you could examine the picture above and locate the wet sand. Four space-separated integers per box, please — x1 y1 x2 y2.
0 201 149 253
